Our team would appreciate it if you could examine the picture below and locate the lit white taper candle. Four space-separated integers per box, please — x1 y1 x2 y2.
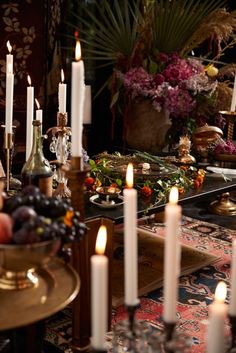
91 225 108 350
206 281 227 353
58 69 67 113
6 41 13 74
26 75 34 160
124 163 139 306
35 98 42 130
230 74 236 112
229 239 236 316
5 41 14 134
71 40 85 157
163 186 181 323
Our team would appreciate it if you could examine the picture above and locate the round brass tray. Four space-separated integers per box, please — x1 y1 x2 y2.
0 258 80 330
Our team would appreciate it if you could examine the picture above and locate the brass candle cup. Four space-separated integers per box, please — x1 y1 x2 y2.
96 186 121 201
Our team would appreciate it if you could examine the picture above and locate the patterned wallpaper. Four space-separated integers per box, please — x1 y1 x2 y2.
0 0 63 169
0 0 62 111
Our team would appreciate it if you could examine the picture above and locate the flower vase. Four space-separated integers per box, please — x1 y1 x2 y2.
125 100 171 153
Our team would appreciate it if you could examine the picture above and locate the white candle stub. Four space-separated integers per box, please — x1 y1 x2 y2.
230 75 236 112
58 69 67 114
91 225 108 350
35 98 43 128
163 186 181 323
206 281 227 353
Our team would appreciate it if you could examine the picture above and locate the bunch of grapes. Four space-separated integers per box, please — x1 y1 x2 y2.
3 185 87 246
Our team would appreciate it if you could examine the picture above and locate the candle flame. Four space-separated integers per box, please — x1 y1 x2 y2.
126 163 133 188
215 281 227 303
7 41 12 53
61 69 64 83
27 75 31 86
95 225 107 255
75 40 81 61
35 98 40 110
169 186 179 204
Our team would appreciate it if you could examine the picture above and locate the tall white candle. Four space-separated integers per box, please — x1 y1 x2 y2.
35 98 42 130
91 225 108 350
71 40 85 157
83 85 92 124
163 186 181 323
58 69 67 113
206 281 227 353
124 163 139 306
229 239 236 316
26 75 34 161
5 41 14 134
231 75 236 112
6 41 13 74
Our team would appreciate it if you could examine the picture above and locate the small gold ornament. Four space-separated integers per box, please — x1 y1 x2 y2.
178 135 196 164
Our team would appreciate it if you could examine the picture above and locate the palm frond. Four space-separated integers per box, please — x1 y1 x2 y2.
69 0 143 66
150 0 226 54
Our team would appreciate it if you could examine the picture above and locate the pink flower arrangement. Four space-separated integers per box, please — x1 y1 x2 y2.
214 140 236 155
117 53 217 118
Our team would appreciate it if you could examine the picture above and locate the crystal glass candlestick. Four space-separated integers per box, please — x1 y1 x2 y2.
46 112 71 198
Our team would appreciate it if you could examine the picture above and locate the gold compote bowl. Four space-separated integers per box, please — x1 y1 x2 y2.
0 238 61 290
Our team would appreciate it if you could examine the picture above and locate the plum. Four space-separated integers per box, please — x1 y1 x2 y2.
12 206 37 231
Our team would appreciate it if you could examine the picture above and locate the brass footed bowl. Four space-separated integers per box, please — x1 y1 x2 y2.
0 238 61 290
96 186 121 200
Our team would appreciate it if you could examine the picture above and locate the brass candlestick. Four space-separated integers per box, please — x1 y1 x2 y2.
66 156 91 352
219 111 236 140
4 132 13 193
1 125 21 193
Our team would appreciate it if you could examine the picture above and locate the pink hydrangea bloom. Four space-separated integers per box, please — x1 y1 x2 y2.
118 53 215 118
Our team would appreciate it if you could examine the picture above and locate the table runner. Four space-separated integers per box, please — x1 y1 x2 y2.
44 216 236 353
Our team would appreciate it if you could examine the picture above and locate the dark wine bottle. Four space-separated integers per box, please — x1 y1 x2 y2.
21 120 53 196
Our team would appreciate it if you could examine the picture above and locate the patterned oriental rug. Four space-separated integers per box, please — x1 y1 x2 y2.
44 216 236 353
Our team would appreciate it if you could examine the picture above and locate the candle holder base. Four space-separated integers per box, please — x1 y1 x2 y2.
149 321 191 353
125 302 140 334
111 319 153 353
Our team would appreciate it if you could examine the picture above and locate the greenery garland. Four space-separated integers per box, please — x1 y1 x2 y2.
85 151 205 206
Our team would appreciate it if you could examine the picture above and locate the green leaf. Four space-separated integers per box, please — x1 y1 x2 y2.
89 159 96 168
116 178 123 187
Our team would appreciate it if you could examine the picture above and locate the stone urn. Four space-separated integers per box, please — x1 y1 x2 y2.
125 100 171 153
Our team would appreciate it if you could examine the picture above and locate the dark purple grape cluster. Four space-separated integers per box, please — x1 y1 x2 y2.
3 185 87 245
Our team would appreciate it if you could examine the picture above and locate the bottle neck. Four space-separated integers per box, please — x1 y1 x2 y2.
31 124 44 158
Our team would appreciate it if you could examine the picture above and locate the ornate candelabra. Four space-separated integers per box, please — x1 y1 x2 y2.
46 112 71 198
111 309 191 352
